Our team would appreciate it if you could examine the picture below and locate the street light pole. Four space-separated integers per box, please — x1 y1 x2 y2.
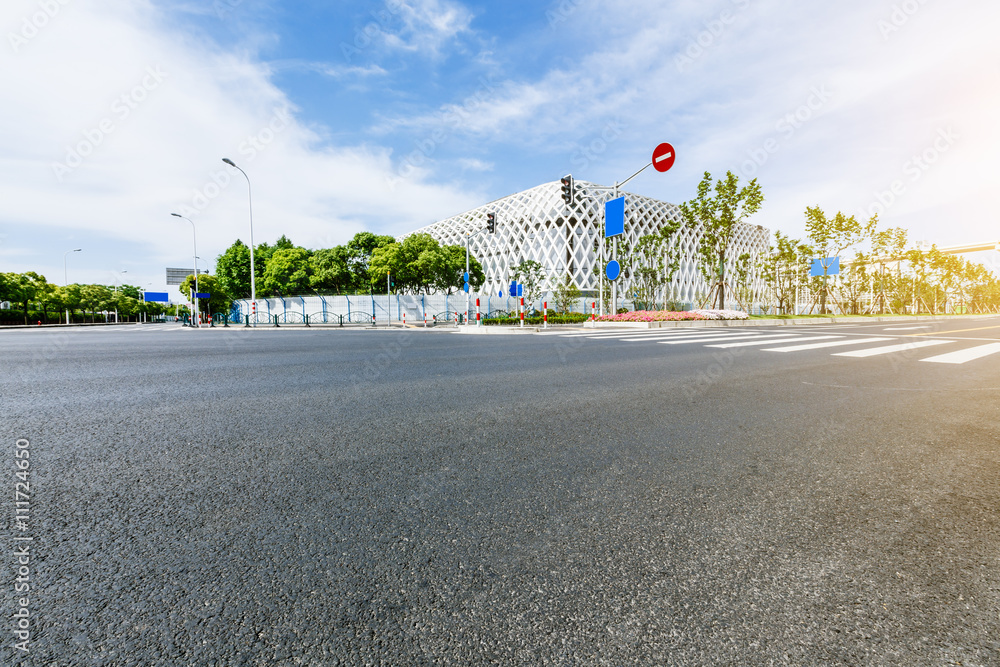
63 248 81 325
112 270 127 323
222 158 256 322
171 213 199 327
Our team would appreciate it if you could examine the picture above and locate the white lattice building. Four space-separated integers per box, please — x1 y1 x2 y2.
405 180 770 308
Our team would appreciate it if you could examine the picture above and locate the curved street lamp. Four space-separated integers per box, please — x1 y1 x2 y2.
222 158 256 321
63 248 81 325
171 213 199 327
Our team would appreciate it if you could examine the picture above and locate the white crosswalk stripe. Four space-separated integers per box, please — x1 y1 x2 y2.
657 333 791 345
763 337 895 352
919 342 1000 364
705 335 840 348
541 328 1000 367
831 339 952 358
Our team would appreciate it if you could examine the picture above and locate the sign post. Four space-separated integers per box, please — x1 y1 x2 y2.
601 142 676 317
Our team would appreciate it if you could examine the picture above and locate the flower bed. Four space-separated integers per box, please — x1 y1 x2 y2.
596 309 749 323
596 310 705 322
690 309 749 320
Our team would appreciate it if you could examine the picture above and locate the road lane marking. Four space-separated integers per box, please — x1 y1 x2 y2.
883 326 930 331
919 343 1000 364
762 337 895 352
832 339 952 357
908 324 1000 336
656 333 789 345
705 335 839 348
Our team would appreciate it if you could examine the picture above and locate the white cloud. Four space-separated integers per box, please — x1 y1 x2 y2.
381 0 475 57
0 0 484 288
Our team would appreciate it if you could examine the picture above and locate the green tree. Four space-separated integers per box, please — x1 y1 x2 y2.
623 222 682 310
552 272 582 314
261 247 313 296
347 232 397 289
369 242 408 292
511 259 546 307
79 284 111 322
762 232 811 315
2 272 44 324
435 245 484 295
310 246 353 293
804 207 876 314
679 171 764 310
179 274 231 315
216 239 252 298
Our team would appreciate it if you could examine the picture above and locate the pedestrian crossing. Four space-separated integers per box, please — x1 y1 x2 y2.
538 327 1000 366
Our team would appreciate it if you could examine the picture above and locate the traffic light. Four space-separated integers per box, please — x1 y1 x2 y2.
486 213 496 233
560 175 574 206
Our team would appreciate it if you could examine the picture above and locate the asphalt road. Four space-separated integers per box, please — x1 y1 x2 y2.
2 317 999 665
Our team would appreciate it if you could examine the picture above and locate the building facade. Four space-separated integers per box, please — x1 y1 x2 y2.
405 180 770 309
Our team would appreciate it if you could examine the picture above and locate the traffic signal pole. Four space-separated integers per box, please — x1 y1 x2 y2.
465 225 490 325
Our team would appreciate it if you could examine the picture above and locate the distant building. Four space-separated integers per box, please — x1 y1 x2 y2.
405 180 770 308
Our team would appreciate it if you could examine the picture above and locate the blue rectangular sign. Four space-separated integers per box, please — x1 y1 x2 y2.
810 257 840 277
605 196 625 238
194 292 211 299
144 292 170 303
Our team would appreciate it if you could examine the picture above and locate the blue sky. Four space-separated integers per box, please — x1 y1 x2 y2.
2 0 999 297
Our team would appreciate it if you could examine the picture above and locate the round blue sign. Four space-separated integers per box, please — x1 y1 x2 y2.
605 260 621 281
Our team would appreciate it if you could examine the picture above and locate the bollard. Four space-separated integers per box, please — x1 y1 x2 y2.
372 312 376 328
245 315 250 327
274 315 280 327
520 297 525 327
543 301 547 329
339 314 344 327
305 314 310 327
591 301 596 322
476 298 481 326
403 311 406 326
423 311 427 327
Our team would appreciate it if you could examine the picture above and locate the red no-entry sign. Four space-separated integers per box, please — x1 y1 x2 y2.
652 142 676 173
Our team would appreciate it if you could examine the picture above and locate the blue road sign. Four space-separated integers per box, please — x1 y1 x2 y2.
605 196 625 238
195 292 211 299
463 282 470 293
463 271 469 283
810 257 840 277
606 260 621 281
509 281 517 297
517 284 523 297
143 292 169 303
499 289 504 297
